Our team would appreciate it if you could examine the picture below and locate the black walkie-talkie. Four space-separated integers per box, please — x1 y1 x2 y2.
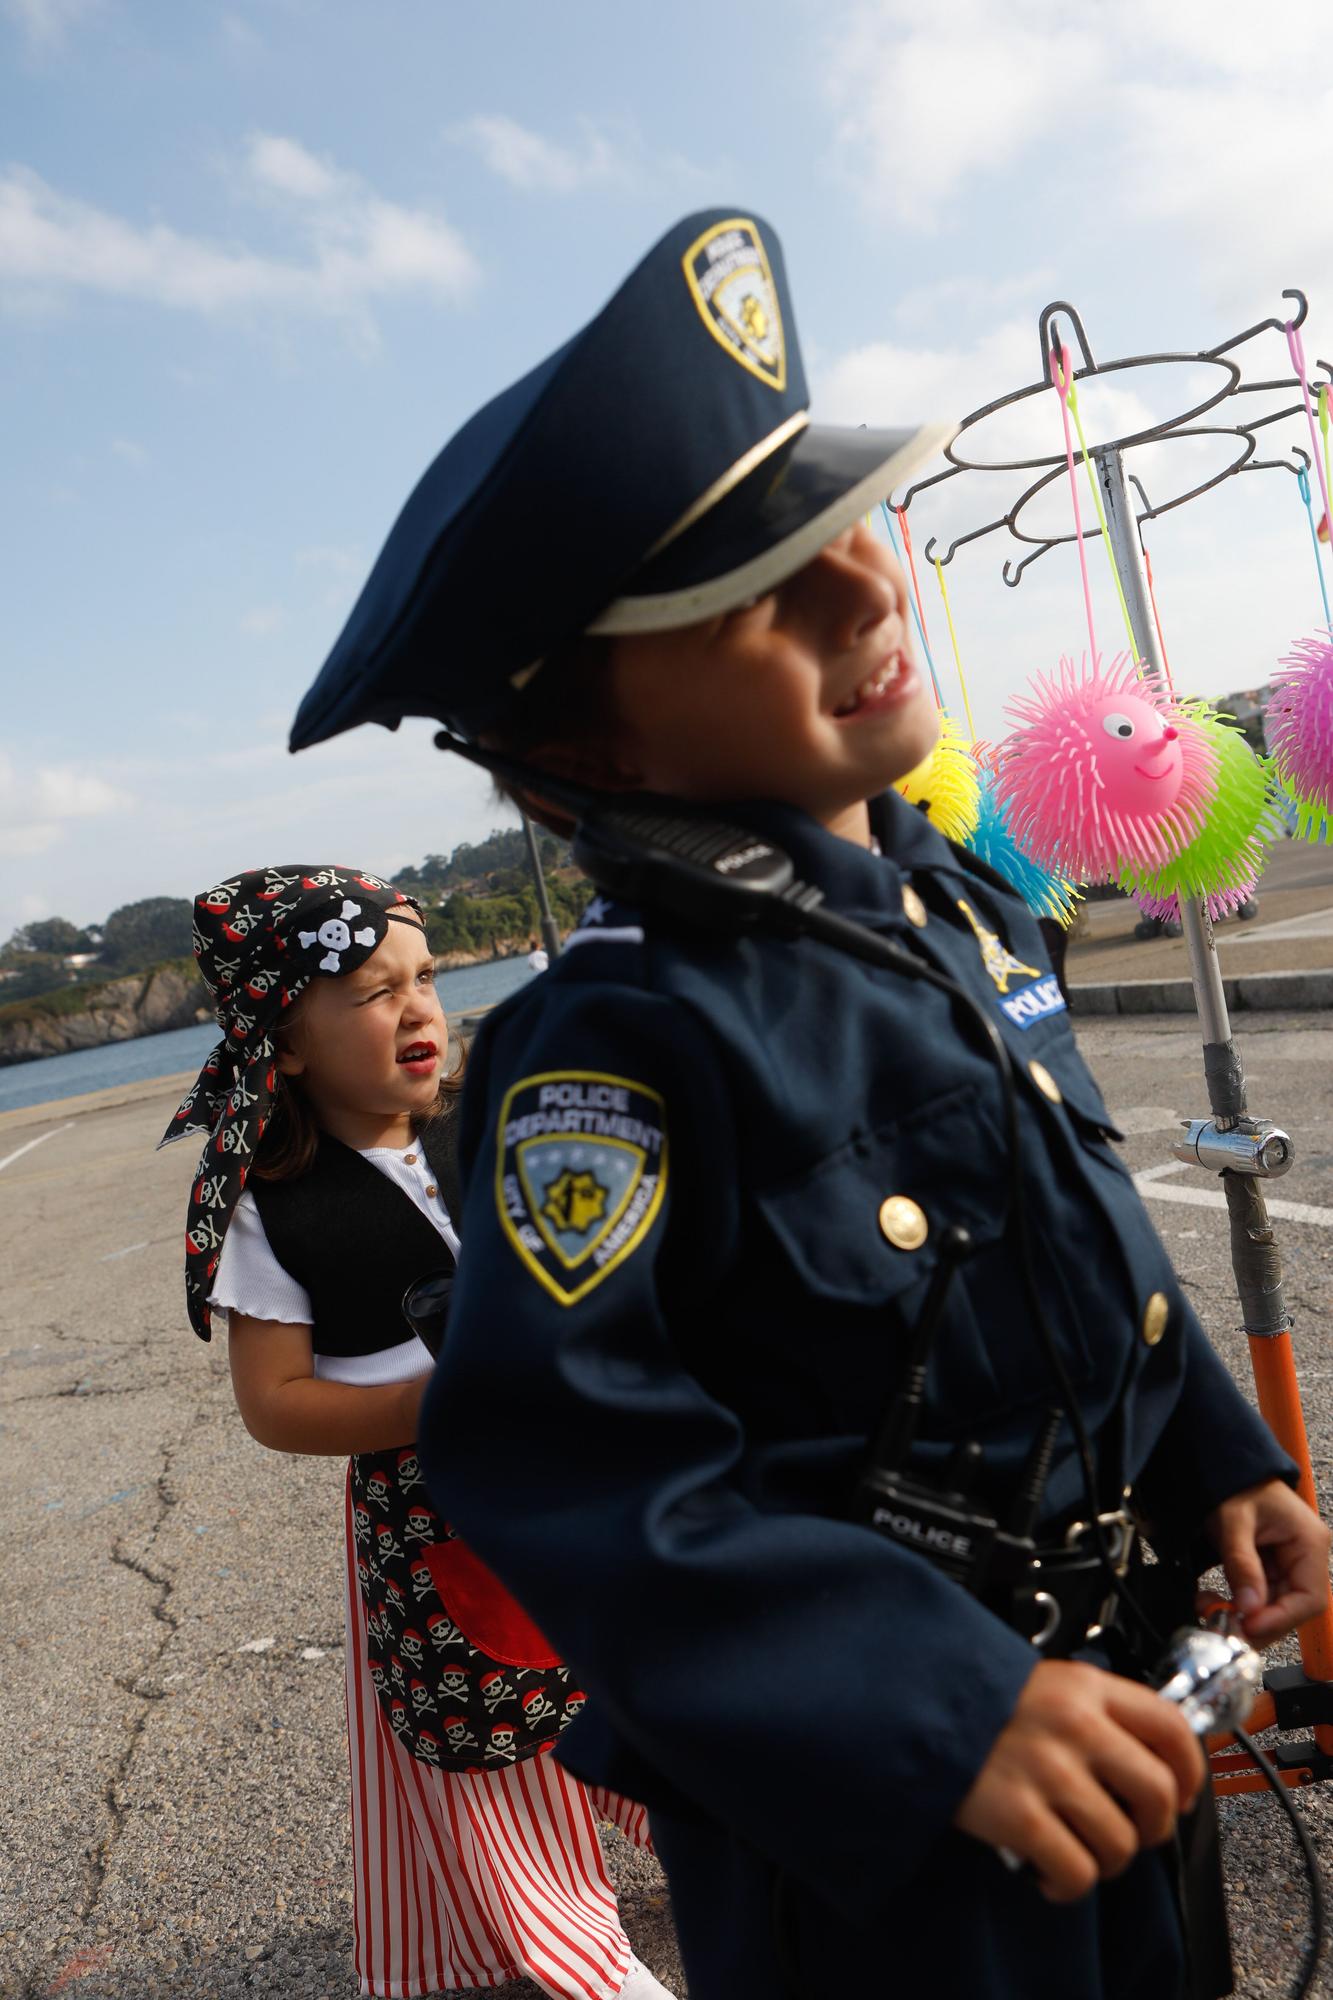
852 1221 1064 1627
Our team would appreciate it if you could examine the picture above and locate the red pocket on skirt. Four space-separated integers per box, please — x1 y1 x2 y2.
423 1534 562 1669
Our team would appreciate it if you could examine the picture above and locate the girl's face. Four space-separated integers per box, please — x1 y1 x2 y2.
275 916 447 1150
602 524 939 844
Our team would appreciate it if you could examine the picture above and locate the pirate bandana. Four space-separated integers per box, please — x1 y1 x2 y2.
159 865 422 1340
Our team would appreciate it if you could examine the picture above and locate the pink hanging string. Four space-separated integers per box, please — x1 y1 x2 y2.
1050 343 1099 663
1286 319 1333 559
1142 540 1175 692
894 505 934 655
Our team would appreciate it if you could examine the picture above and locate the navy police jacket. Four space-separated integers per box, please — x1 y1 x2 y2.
420 790 1292 1924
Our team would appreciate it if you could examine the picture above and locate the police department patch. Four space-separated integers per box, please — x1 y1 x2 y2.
682 218 786 391
496 1072 668 1305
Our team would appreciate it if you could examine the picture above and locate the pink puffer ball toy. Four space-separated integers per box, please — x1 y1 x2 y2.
1129 879 1258 925
995 655 1216 881
1266 633 1333 816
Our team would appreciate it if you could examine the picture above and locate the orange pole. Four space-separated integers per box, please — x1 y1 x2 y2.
1205 1691 1276 1752
1212 1761 1313 1796
1248 1328 1333 1756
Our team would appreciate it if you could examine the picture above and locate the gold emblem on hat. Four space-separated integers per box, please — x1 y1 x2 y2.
682 218 787 392
879 1195 929 1251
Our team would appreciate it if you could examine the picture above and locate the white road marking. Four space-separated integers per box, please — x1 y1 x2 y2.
1220 904 1333 946
1108 1106 1180 1134
1133 1158 1333 1227
0 1122 74 1174
99 1241 149 1263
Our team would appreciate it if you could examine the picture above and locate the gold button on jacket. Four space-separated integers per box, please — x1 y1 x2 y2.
879 1195 928 1251
901 885 928 930
1142 1292 1170 1347
1028 1059 1063 1105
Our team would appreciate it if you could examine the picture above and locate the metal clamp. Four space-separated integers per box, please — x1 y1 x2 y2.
1173 1117 1294 1177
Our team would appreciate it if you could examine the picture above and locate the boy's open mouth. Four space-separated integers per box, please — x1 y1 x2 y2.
397 1041 438 1070
832 651 914 719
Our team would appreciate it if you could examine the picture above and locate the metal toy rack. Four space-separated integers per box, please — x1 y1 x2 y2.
898 291 1333 1793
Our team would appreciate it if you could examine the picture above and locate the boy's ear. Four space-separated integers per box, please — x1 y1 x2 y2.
527 738 644 794
508 738 646 839
274 1040 305 1078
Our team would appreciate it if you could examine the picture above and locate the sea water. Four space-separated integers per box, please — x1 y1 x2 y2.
0 957 536 1115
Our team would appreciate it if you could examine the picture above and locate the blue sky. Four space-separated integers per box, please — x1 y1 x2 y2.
3 0 1331 940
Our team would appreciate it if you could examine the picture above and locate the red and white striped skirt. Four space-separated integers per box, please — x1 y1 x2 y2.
343 1481 652 1998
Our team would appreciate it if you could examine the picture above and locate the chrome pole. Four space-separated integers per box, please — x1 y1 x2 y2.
521 811 563 961
1094 444 1291 1341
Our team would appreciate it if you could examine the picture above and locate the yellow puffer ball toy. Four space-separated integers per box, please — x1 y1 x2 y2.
895 712 982 843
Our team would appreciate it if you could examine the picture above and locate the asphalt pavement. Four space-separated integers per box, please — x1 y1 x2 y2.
3 1010 1333 1999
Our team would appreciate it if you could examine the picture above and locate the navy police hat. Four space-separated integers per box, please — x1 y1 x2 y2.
290 209 954 750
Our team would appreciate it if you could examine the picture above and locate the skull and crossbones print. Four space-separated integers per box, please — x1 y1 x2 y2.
297 900 379 974
348 1448 576 1771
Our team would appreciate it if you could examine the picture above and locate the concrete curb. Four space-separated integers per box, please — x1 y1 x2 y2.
1069 968 1333 1016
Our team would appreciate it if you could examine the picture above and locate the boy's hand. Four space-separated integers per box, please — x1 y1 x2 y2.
953 1659 1203 1903
1205 1479 1331 1645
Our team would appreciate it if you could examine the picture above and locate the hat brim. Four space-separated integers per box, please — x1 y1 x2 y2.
586 418 955 635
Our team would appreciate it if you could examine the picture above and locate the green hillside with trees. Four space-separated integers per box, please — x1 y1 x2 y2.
0 830 592 1020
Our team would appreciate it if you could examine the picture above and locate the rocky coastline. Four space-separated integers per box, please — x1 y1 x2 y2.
0 964 211 1067
0 938 548 1067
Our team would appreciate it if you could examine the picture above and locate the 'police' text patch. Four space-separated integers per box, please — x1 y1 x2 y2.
999 974 1068 1031
495 1071 668 1306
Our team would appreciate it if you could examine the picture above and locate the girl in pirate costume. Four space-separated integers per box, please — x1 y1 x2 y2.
163 865 671 2000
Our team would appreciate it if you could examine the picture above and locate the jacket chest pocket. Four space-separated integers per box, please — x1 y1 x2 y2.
751 1087 1083 1428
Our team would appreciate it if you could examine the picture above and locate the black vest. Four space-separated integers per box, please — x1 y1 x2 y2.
251 1113 461 1357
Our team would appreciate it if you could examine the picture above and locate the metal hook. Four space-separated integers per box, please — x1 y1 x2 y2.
1128 473 1155 518
1038 300 1096 378
1002 545 1053 589
1206 287 1309 359
1244 453 1307 482
896 460 966 512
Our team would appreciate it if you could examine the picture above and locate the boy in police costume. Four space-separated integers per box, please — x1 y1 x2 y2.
290 212 1329 1998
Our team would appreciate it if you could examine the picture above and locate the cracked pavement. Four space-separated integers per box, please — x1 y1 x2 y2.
2 1024 1332 1998
0 1084 675 2000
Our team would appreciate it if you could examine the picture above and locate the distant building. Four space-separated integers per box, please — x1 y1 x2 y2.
63 953 101 970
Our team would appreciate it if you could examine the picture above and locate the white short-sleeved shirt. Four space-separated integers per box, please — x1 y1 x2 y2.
209 1141 460 1386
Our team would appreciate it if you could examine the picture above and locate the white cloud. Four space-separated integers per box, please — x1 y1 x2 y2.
3 0 99 50
0 136 479 329
110 436 149 467
239 605 285 638
246 133 348 203
822 0 1103 226
819 0 1333 335
453 114 619 194
0 749 129 863
814 320 1037 431
1121 83 1333 321
295 544 362 576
